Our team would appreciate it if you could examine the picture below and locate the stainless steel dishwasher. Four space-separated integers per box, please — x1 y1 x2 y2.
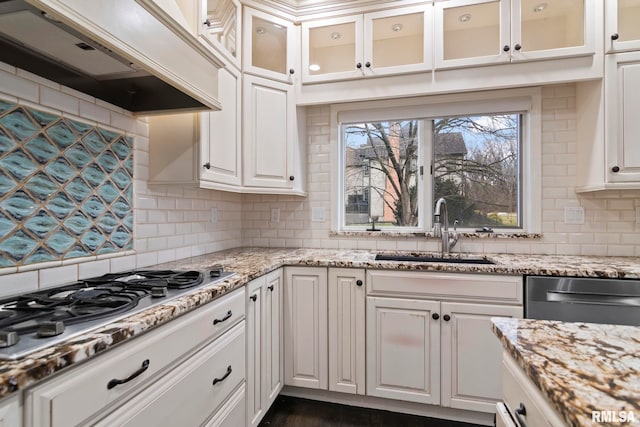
525 276 640 326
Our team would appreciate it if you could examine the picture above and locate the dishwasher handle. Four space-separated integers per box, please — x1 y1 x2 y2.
546 290 640 307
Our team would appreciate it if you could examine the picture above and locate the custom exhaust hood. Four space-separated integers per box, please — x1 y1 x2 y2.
0 0 222 114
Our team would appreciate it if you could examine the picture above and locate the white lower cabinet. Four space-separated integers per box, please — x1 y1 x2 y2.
441 302 523 413
94 322 245 427
284 267 328 389
24 288 246 427
247 269 284 427
366 296 441 404
328 268 365 395
0 395 20 427
366 270 523 414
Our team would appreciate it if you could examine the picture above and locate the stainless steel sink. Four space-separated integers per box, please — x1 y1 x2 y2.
374 253 495 265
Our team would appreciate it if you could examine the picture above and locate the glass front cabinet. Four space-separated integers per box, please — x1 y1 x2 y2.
302 5 432 83
199 0 242 68
434 0 596 69
243 7 299 83
606 0 640 53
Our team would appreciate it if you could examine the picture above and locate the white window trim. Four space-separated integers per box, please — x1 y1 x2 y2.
330 87 542 234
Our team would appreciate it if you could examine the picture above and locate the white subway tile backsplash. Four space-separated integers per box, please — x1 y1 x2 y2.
0 69 39 102
79 260 111 279
39 265 79 290
0 271 38 298
79 99 110 123
40 86 79 114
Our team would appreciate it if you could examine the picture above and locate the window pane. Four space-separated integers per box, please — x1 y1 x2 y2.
433 114 520 228
343 121 420 227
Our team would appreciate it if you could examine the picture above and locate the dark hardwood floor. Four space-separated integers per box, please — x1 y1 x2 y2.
258 396 486 427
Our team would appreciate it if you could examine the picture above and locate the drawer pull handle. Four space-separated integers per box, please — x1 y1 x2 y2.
212 365 232 386
107 359 150 390
514 403 527 427
213 310 232 325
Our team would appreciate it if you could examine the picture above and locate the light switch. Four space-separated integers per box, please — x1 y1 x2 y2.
564 206 585 224
271 208 280 223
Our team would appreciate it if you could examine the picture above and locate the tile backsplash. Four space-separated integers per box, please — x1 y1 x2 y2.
0 100 133 267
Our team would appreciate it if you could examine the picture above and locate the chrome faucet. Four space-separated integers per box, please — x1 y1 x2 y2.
432 197 459 255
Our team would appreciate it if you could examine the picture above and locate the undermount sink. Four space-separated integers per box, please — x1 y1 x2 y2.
374 253 496 265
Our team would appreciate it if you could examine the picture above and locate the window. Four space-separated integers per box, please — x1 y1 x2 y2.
334 90 540 233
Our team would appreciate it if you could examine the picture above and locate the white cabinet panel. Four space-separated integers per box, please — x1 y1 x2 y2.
441 302 522 413
200 66 242 187
204 383 246 427
366 296 440 405
243 74 296 189
328 268 365 395
0 395 20 427
284 267 328 390
246 269 283 427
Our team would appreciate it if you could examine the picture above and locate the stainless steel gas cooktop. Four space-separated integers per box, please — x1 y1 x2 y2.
0 268 234 360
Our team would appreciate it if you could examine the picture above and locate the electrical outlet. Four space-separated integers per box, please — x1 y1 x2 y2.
271 208 280 223
564 206 585 224
312 207 326 222
210 207 218 224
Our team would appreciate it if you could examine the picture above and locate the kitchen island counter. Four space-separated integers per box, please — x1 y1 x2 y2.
492 317 640 427
1 247 639 400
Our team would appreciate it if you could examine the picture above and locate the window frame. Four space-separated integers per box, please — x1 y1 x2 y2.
330 87 542 234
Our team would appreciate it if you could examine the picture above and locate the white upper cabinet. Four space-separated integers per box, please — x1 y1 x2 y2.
606 0 640 53
435 0 596 69
605 52 640 184
302 5 432 83
243 7 299 83
199 0 242 68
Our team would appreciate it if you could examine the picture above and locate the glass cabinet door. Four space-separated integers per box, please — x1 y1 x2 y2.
606 0 640 52
200 0 241 67
302 16 363 83
243 7 297 82
364 5 432 75
434 0 511 69
511 0 595 61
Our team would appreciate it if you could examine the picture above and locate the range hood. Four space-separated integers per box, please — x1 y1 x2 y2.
0 0 222 114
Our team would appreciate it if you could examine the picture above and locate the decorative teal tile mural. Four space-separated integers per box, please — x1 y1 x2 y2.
0 100 133 267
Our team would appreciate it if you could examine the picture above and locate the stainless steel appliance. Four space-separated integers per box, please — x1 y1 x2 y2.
0 268 234 360
525 275 640 326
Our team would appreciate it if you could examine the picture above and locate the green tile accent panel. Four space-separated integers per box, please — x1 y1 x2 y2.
0 99 134 267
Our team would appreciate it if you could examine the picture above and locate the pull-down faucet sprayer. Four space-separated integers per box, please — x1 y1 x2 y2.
432 197 459 255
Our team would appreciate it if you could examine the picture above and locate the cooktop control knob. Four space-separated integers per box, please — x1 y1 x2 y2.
0 331 18 348
37 321 65 338
210 265 224 277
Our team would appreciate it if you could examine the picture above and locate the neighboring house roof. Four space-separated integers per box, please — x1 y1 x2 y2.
434 132 467 156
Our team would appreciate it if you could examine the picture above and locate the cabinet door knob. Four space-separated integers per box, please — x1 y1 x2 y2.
443 314 451 321
612 33 620 41
356 280 363 286
365 61 371 68
203 162 211 170
514 44 522 51
289 68 295 75
289 176 295 181
432 313 439 320
250 294 257 302
503 45 510 52
356 62 362 69
268 285 274 291
514 403 527 426
612 166 620 173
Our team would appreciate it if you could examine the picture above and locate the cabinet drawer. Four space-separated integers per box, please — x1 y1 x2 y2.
204 382 246 427
95 322 246 427
367 270 522 303
502 352 565 427
26 287 245 427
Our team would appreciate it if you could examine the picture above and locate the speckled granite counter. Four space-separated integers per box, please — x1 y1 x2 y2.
492 317 640 427
1 247 639 400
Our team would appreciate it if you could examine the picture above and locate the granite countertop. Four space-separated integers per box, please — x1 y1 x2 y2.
492 317 640 427
1 247 639 400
